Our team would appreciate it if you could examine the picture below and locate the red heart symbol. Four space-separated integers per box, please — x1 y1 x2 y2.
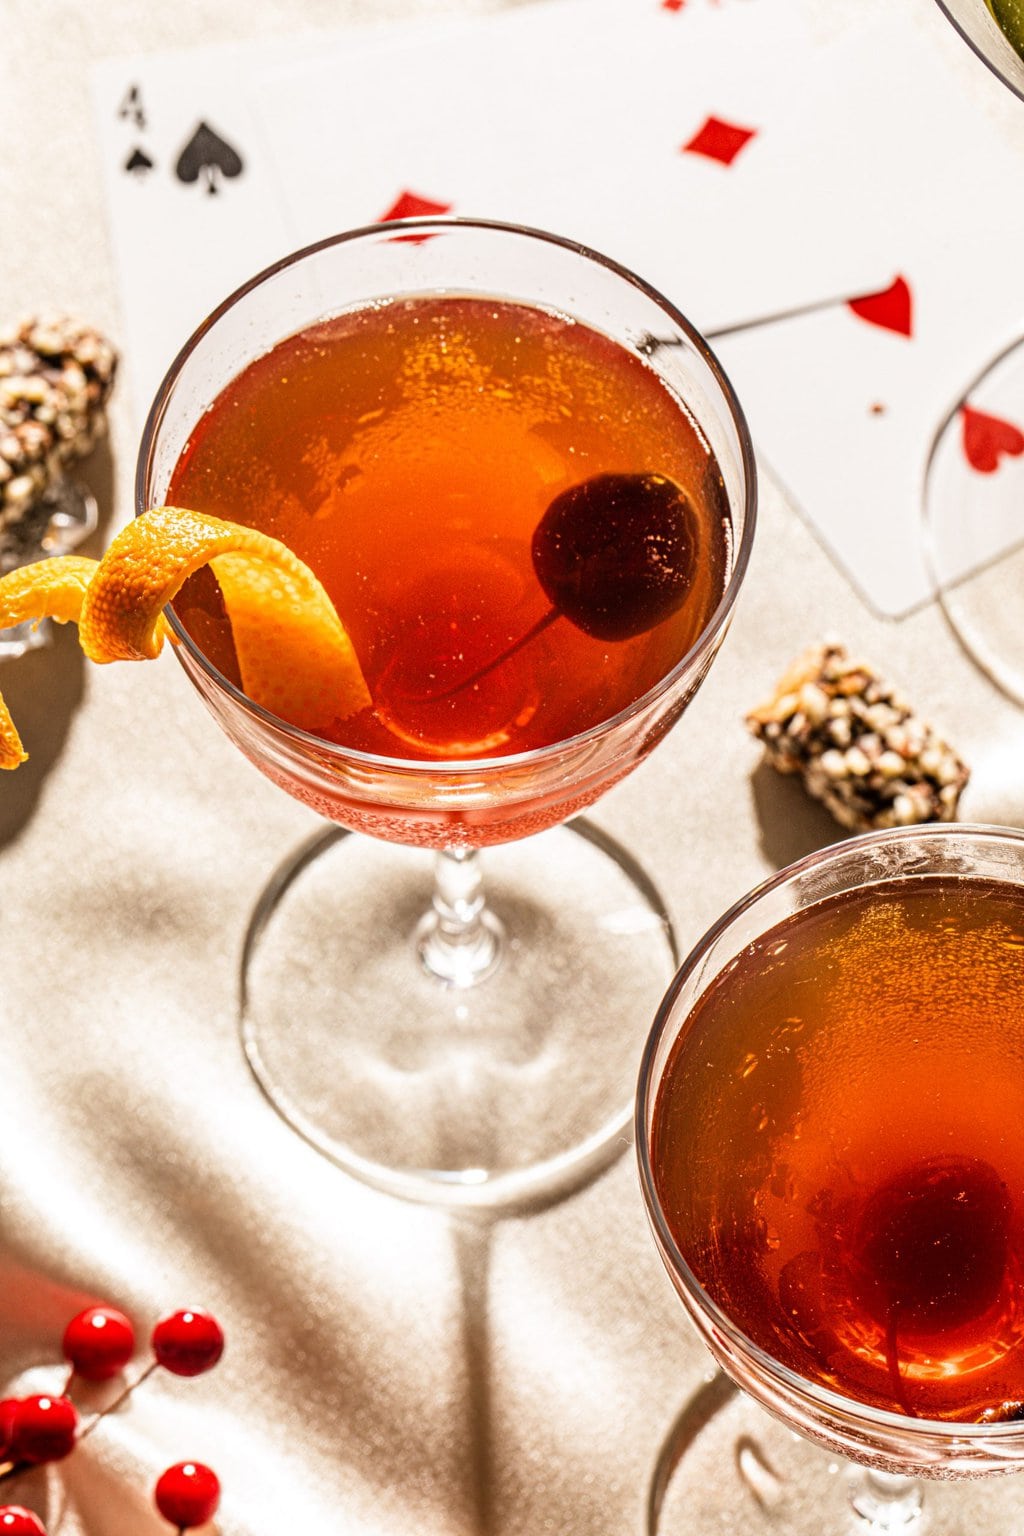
846 275 913 337
961 404 1024 474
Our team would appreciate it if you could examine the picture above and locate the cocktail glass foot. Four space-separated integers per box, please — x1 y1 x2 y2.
241 816 678 1210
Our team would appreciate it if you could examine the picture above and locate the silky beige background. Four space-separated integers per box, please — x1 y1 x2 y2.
2 1 1024 1532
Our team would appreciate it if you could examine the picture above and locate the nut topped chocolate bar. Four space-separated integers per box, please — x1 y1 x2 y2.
0 315 117 555
747 641 969 832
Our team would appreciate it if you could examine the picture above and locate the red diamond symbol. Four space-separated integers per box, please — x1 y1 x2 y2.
381 190 452 222
682 116 757 166
380 190 453 243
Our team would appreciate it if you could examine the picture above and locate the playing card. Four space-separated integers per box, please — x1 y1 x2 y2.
91 0 1024 622
94 0 909 429
92 39 309 425
712 2 1024 617
251 0 889 341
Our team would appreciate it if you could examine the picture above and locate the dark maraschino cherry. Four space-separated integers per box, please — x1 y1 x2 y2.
154 1461 221 1529
852 1155 1012 1337
532 471 700 641
425 471 700 700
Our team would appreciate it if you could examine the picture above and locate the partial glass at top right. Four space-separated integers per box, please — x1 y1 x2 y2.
925 0 1024 705
637 825 1024 1535
934 0 1024 99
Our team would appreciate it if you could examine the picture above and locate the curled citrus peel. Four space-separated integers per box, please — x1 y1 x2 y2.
0 506 370 769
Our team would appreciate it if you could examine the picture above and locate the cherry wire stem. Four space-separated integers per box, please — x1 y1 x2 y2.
416 606 560 702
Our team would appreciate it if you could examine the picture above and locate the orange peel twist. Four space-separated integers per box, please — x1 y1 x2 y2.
0 506 370 769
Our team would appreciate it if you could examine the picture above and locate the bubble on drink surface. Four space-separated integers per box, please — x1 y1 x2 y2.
531 471 700 641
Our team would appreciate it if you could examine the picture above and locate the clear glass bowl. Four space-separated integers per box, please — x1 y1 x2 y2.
637 825 1024 1529
137 218 757 1208
923 332 1024 707
139 219 756 852
934 0 1024 102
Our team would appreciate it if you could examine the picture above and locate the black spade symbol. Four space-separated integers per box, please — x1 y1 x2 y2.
124 146 154 176
174 121 244 195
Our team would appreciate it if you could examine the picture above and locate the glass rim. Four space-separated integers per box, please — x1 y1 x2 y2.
134 214 757 777
932 0 1024 104
636 819 1024 1443
921 327 1024 587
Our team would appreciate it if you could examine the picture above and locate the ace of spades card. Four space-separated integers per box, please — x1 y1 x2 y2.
92 43 298 423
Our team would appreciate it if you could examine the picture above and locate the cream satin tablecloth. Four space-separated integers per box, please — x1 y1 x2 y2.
3 1 1024 1532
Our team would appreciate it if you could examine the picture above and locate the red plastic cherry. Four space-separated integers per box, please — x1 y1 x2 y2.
0 1507 47 1535
62 1305 135 1381
0 1399 20 1459
531 471 699 641
9 1395 79 1464
151 1310 224 1377
154 1462 221 1529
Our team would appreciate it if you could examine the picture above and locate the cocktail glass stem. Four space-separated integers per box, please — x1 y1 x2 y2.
417 847 505 988
848 1468 924 1530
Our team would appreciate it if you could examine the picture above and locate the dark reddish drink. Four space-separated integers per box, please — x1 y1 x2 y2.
651 875 1024 1423
168 295 729 764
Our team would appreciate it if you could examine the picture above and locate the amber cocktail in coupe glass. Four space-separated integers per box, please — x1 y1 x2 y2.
136 217 755 1209
638 824 1024 1533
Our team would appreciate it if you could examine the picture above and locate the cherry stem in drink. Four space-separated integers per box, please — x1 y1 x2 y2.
416 607 561 703
884 1311 917 1420
414 470 701 704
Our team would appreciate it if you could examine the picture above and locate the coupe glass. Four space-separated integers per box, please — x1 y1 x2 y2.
933 0 1024 100
637 824 1024 1533
924 333 1024 707
925 2 1024 706
136 219 756 1210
